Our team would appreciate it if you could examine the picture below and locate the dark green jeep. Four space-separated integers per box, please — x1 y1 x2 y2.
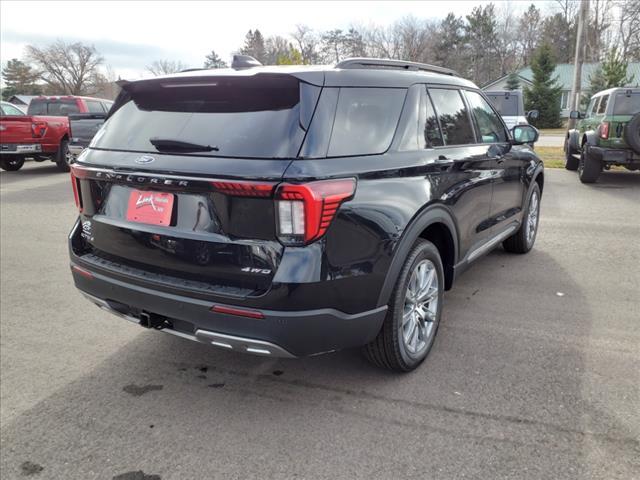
565 88 640 183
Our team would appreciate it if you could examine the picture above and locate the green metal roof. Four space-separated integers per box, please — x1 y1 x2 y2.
517 63 640 90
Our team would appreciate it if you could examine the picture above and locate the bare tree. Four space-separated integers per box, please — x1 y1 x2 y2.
292 25 320 64
616 0 640 61
26 40 104 95
519 4 541 66
146 60 187 76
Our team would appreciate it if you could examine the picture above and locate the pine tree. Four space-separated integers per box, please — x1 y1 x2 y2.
601 47 634 87
240 30 266 64
1 59 42 100
506 72 521 90
203 50 227 69
524 44 562 128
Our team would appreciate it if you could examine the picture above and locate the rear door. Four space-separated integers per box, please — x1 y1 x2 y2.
71 74 321 295
464 90 524 235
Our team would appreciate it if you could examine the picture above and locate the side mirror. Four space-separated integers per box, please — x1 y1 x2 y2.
569 110 582 120
526 109 539 120
511 125 539 145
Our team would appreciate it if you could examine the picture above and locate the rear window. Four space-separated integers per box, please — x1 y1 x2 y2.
486 93 520 116
327 88 405 157
86 100 105 113
613 93 640 115
92 76 318 159
28 99 80 116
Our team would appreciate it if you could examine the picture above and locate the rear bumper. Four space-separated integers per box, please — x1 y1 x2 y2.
70 263 387 357
0 143 42 155
591 146 640 164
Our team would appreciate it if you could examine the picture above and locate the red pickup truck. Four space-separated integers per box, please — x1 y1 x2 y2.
0 96 113 172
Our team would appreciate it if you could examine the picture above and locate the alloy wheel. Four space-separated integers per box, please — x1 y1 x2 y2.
401 259 439 355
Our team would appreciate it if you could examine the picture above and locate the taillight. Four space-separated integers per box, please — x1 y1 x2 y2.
70 173 83 212
211 305 265 319
31 121 47 138
600 122 609 139
275 178 356 245
210 180 274 197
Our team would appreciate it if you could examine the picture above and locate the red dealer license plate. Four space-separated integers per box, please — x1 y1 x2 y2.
126 190 174 226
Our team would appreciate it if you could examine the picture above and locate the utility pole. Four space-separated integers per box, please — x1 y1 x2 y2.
568 0 589 129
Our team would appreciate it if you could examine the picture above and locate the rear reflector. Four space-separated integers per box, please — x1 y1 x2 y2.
211 305 265 319
275 178 356 245
71 265 93 279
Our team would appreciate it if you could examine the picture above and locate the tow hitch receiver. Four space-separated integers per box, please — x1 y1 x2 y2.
139 311 169 330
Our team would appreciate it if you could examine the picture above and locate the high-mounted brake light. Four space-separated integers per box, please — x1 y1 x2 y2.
275 178 356 245
211 181 274 197
600 122 610 139
31 121 47 138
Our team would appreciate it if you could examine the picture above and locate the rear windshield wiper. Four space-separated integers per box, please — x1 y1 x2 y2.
149 137 219 153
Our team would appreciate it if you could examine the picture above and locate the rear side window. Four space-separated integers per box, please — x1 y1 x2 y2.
93 75 317 159
613 93 640 114
486 93 520 116
465 91 507 143
86 100 105 113
327 88 405 157
28 99 80 116
429 88 475 145
596 95 608 114
423 90 444 147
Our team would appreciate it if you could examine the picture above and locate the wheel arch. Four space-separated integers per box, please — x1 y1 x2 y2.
377 205 459 307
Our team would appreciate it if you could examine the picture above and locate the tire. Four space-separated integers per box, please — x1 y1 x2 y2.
578 144 602 184
55 139 70 172
0 156 25 171
503 183 541 254
564 138 579 171
624 113 640 154
363 239 444 372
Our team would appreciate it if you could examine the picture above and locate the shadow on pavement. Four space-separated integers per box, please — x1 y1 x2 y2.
1 247 637 480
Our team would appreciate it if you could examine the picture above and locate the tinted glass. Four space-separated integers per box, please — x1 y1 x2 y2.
92 76 310 159
327 87 405 157
586 97 597 117
486 93 519 116
613 93 640 115
1 104 24 116
27 99 80 116
423 91 443 147
429 88 475 145
86 100 105 113
465 91 507 143
102 102 113 114
596 95 608 114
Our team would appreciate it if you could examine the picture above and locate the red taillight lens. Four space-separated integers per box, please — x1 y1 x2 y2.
70 173 83 212
600 122 609 139
275 178 356 245
31 121 47 138
211 181 275 197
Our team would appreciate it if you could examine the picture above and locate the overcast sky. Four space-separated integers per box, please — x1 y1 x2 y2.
1 0 561 80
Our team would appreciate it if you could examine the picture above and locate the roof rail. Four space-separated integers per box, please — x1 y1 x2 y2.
335 58 458 77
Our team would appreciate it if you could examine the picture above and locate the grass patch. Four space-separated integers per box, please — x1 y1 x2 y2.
535 146 565 169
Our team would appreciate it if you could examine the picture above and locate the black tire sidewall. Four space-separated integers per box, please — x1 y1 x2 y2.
392 241 444 369
624 113 640 154
0 157 25 171
55 139 70 172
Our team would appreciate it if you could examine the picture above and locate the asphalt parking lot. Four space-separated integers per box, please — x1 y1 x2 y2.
1 162 638 480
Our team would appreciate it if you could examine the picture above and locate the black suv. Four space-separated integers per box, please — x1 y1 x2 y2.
68 57 543 372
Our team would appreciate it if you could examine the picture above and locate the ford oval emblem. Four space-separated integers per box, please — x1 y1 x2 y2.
135 155 155 164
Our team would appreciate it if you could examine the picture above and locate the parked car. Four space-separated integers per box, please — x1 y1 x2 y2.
0 100 70 172
485 90 538 130
27 96 113 117
68 113 107 160
565 87 640 183
68 57 543 372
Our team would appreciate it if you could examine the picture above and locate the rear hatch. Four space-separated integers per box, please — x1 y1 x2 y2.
603 91 640 149
71 72 322 297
